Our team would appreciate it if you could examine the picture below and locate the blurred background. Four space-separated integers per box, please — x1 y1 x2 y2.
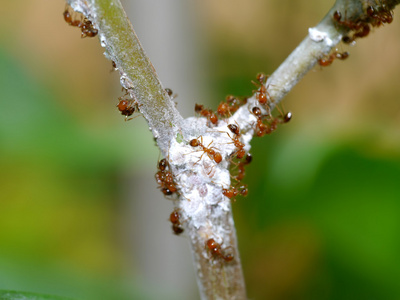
0 0 400 299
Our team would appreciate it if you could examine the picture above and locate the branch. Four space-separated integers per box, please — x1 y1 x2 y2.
68 0 183 154
65 0 398 299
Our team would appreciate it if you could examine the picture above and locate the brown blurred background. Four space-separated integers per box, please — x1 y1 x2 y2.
0 1 400 299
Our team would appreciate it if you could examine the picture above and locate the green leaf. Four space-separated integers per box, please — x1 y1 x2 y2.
0 290 72 300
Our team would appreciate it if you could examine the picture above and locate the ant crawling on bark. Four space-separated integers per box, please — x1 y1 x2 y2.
63 5 98 38
252 73 271 106
225 123 246 159
194 104 218 125
170 209 184 235
189 136 223 165
318 50 349 67
155 158 178 196
222 185 248 200
206 238 234 263
216 95 242 117
234 153 252 183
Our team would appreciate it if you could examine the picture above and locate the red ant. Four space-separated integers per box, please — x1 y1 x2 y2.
234 153 252 182
117 98 137 121
155 158 178 196
367 5 393 25
63 5 81 27
63 5 98 38
226 123 246 159
222 185 248 199
206 238 234 262
170 209 184 235
216 95 241 117
189 136 222 164
195 104 218 125
253 73 271 105
318 51 349 67
80 19 98 38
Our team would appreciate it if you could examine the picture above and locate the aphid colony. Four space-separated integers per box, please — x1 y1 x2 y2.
153 73 291 264
63 5 98 38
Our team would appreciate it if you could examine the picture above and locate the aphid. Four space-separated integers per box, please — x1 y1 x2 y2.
189 136 222 164
206 238 234 262
170 209 184 235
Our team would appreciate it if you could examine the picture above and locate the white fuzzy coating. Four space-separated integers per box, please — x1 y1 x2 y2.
167 101 256 238
308 27 334 46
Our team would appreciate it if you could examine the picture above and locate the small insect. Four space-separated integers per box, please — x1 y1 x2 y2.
189 136 222 164
80 18 98 38
170 209 184 235
194 104 218 125
318 51 349 67
63 5 97 38
63 5 81 27
234 153 252 182
226 124 246 159
216 95 241 117
155 158 178 197
206 238 234 262
222 185 248 199
117 98 136 121
282 112 292 123
253 73 270 105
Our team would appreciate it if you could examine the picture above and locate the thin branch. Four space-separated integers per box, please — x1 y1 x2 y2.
68 0 184 154
268 0 399 107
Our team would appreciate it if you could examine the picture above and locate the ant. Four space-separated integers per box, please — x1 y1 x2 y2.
206 238 234 262
253 73 271 105
155 158 178 196
367 5 393 25
194 104 218 125
234 153 252 182
222 185 248 199
80 19 98 38
170 209 184 235
318 51 349 67
117 98 137 121
216 95 241 117
63 5 98 38
189 136 222 164
226 123 246 159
